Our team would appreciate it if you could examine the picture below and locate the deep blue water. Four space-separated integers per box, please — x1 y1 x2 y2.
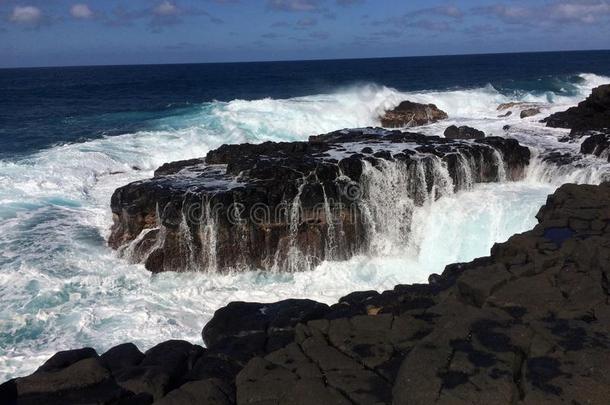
2 50 610 157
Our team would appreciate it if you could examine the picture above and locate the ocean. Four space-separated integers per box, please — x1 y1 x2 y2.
1 50 610 380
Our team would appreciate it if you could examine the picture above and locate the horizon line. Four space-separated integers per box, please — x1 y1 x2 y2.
2 47 610 71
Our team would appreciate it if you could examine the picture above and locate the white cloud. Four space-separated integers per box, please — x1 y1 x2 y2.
153 1 179 16
412 5 463 19
70 4 94 19
9 6 42 25
267 0 320 12
549 1 610 23
479 1 610 26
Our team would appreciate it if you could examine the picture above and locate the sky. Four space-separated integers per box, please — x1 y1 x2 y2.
0 0 609 67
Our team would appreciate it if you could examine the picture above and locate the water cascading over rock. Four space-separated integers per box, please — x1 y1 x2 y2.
108 128 530 273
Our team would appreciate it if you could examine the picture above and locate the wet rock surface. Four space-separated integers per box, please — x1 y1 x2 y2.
520 107 541 119
580 130 610 161
108 128 530 273
4 182 610 404
543 84 610 131
444 125 485 140
379 101 448 128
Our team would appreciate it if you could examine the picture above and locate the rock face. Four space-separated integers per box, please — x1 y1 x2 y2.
108 128 530 273
580 131 610 161
5 182 610 404
380 101 448 128
543 84 610 131
444 125 485 140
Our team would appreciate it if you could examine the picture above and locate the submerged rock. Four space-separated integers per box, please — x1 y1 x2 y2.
443 125 485 140
543 84 610 131
520 107 541 118
108 128 530 273
380 101 448 128
5 182 610 404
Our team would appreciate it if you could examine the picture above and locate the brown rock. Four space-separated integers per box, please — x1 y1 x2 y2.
521 107 541 118
380 101 448 128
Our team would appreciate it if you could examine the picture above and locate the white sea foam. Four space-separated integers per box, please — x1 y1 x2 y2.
0 73 609 381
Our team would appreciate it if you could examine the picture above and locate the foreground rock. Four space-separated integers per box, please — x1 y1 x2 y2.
233 182 610 405
543 84 610 131
108 128 530 273
444 125 485 140
380 101 448 128
4 182 610 404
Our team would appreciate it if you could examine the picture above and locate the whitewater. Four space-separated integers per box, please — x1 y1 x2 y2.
1 73 610 380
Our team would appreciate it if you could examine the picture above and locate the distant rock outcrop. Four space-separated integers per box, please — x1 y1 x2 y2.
543 84 610 131
444 125 485 140
380 101 448 128
520 107 541 119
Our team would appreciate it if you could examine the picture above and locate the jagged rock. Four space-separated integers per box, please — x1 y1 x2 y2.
444 125 485 140
380 101 448 128
498 102 544 118
10 357 138 405
153 379 233 405
109 128 530 273
154 158 206 177
521 107 541 118
543 84 610 131
580 131 610 161
497 102 530 111
496 102 544 120
203 299 329 362
115 366 170 401
36 347 98 373
141 340 204 383
101 343 145 374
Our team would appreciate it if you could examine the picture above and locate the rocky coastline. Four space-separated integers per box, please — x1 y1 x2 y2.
2 181 610 404
2 85 610 404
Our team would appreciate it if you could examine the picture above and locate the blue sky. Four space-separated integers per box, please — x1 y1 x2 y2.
1 0 609 67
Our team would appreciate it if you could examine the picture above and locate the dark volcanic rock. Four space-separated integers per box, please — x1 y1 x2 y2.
543 84 610 131
580 131 610 161
6 182 610 404
444 125 485 140
380 101 448 128
235 182 610 405
37 347 98 373
203 299 329 361
101 343 145 374
10 357 137 405
109 128 530 273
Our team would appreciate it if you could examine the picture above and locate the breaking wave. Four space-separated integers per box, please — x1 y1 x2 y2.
0 72 609 380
